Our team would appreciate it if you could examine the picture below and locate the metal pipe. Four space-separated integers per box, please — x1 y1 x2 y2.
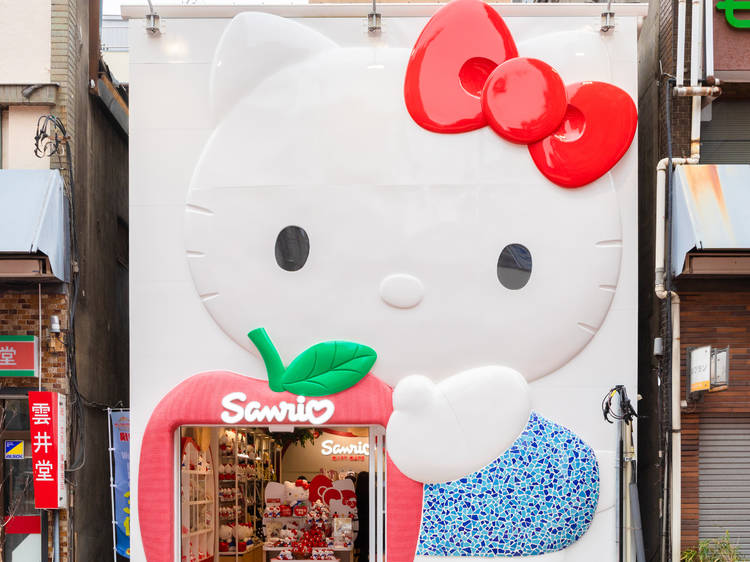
616 412 623 562
38 283 42 392
670 296 682 562
673 86 721 96
677 0 686 86
54 509 60 562
107 408 118 562
691 0 704 86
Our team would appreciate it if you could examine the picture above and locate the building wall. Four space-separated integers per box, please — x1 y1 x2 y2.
1 0 129 559
0 0 51 83
678 288 750 551
0 287 70 561
63 0 130 559
4 107 51 170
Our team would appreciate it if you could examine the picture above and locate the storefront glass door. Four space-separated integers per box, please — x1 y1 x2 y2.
1 396 42 562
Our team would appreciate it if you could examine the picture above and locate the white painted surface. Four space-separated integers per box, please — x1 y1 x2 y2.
0 0 51 84
129 12 639 561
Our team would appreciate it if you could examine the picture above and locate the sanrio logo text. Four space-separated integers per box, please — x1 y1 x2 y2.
220 393 335 425
320 439 369 456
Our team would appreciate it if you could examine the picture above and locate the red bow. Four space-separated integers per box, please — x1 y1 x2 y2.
404 0 637 188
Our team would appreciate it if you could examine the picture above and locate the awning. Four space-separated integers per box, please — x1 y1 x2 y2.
0 170 70 282
672 164 750 276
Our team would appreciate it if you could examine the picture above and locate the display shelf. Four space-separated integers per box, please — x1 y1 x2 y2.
180 436 216 562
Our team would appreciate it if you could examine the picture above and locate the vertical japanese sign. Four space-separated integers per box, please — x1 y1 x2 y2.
110 411 131 558
28 392 66 509
0 336 39 377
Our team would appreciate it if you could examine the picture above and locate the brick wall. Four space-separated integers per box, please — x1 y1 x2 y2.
678 290 750 552
0 286 70 561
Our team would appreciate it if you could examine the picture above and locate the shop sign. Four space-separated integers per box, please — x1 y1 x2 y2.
0 336 38 377
28 392 66 509
710 0 750 80
689 346 712 393
320 439 369 456
688 346 730 395
716 0 750 29
4 440 24 460
220 393 335 425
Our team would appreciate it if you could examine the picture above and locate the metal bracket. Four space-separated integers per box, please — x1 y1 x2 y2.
601 10 615 32
368 0 381 34
146 0 161 35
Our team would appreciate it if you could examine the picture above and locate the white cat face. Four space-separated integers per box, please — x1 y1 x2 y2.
185 13 622 387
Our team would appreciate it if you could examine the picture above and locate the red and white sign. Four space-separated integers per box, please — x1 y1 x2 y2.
28 392 66 509
0 336 39 377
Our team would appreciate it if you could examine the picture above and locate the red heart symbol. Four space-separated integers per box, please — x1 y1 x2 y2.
527 81 637 188
404 0 517 133
481 57 567 144
308 475 332 504
322 488 342 505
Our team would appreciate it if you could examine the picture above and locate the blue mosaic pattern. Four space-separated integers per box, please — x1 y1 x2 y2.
416 413 599 557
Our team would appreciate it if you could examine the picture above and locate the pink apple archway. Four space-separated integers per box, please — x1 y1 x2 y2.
138 371 423 562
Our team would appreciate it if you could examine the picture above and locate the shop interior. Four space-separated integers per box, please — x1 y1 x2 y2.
180 426 378 562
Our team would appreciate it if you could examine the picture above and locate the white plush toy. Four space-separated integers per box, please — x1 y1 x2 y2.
186 3 636 560
219 525 233 543
283 481 308 506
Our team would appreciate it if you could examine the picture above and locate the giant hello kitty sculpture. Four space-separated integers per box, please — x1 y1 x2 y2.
184 0 636 559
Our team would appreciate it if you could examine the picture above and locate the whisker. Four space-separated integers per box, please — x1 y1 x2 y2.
595 240 622 247
599 284 617 292
186 250 205 258
200 292 219 302
186 203 215 216
577 322 598 334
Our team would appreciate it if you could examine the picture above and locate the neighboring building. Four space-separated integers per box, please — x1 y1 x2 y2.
0 1 129 561
639 0 750 559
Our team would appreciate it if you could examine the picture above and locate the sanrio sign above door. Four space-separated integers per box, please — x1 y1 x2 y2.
220 393 335 425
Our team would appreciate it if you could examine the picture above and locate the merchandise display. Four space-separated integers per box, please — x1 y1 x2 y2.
180 427 363 562
181 438 215 562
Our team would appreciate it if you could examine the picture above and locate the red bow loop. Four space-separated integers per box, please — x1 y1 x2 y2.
404 0 638 188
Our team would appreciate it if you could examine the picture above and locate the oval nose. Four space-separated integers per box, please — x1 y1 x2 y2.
379 274 424 309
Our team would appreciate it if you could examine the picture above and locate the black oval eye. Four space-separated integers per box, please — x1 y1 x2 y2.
275 226 309 271
497 243 532 290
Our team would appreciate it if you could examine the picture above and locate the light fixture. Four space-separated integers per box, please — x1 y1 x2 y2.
50 315 61 334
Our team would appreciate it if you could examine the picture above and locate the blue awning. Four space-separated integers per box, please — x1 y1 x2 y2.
0 169 70 282
672 164 750 276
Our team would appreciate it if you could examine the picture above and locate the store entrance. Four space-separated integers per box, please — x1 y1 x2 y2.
179 425 385 562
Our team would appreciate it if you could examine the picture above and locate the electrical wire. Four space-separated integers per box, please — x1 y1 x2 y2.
602 385 638 424
33 115 124 480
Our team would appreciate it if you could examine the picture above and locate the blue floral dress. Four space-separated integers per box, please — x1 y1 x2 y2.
416 413 599 557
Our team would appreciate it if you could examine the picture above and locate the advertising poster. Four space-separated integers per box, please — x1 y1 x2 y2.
110 410 131 558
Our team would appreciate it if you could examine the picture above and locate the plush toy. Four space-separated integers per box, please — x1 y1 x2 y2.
283 480 308 506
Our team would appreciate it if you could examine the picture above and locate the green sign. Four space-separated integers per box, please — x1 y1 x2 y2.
717 0 750 28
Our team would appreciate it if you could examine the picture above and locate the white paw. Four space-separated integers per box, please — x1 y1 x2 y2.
386 366 531 483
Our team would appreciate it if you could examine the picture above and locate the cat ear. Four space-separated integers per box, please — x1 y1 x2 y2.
210 12 337 123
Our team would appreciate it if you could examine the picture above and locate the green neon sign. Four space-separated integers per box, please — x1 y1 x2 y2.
717 0 750 28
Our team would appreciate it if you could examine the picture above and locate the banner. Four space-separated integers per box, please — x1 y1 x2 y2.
28 392 66 508
0 336 39 377
110 410 131 558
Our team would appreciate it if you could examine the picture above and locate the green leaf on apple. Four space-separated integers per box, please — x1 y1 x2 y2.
247 328 376 396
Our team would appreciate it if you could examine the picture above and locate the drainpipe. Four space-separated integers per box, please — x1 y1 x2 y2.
676 0 686 86
655 155 691 562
